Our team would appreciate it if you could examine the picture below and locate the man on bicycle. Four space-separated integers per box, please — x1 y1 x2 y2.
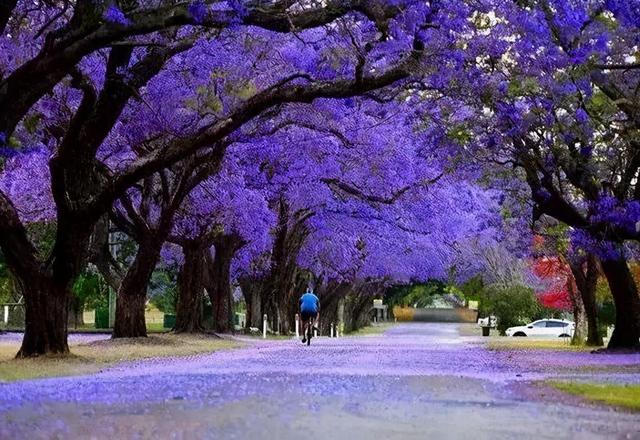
299 287 320 344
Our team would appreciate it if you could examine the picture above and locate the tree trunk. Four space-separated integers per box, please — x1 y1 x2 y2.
344 286 373 333
67 295 85 329
570 287 588 346
600 258 640 349
583 255 603 346
260 199 311 335
239 277 263 329
206 236 241 333
250 288 262 329
17 276 69 357
175 245 205 333
112 240 163 338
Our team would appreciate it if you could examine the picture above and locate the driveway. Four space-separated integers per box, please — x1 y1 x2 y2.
1 323 639 439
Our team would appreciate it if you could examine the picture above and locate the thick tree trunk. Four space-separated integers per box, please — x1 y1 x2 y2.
175 245 205 333
250 288 262 329
583 255 603 346
260 200 311 334
316 281 348 335
206 236 241 333
2 189 96 356
600 258 640 349
239 277 263 329
17 277 69 357
113 240 163 338
344 286 373 333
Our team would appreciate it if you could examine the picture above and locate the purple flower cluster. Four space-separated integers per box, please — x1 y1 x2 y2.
103 5 130 26
570 228 623 261
228 0 248 18
188 1 207 24
590 194 640 234
606 0 640 28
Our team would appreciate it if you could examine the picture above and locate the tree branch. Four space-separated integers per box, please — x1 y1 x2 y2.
0 190 39 280
0 0 17 35
101 49 422 209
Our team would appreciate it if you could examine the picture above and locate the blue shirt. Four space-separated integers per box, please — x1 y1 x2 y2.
299 293 319 313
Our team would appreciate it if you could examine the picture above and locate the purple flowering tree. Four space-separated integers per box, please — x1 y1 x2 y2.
425 0 640 348
0 0 433 356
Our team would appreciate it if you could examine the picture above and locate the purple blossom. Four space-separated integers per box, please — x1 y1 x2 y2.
579 145 593 157
590 194 640 234
103 5 131 26
570 228 623 261
575 108 588 124
0 148 17 159
227 0 248 18
606 0 640 28
188 1 208 24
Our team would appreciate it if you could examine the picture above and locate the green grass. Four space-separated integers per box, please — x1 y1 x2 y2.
242 333 293 340
486 338 595 351
548 381 640 411
0 334 239 382
8 323 171 333
346 322 396 336
146 323 170 332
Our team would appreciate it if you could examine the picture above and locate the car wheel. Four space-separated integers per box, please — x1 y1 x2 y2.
513 332 526 337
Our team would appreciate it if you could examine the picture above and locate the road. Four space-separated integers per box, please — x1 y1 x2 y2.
1 323 639 439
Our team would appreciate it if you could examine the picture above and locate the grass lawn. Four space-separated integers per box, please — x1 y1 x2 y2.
486 338 596 351
242 333 294 340
0 334 239 382
65 322 170 333
346 322 396 336
548 381 640 411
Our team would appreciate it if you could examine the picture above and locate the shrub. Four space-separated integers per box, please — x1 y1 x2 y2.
479 284 540 335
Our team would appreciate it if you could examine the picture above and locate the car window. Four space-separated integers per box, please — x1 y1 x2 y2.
547 321 567 328
532 321 547 328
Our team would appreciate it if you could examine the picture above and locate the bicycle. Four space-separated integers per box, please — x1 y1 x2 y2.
305 318 314 346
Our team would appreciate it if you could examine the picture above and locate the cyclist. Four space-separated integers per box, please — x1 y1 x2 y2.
299 287 320 344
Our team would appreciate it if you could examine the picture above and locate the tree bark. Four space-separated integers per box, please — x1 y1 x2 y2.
600 257 640 349
67 294 85 329
260 200 311 334
239 276 263 329
206 236 241 333
570 284 588 346
16 276 69 357
112 239 163 338
570 255 603 346
583 257 603 347
175 244 205 333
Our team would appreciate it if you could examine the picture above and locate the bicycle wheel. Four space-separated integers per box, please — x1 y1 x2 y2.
307 323 311 346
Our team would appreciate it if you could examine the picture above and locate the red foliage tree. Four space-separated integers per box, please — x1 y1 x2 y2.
532 257 574 312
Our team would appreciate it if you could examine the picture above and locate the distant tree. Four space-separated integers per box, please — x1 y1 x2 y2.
479 284 540 335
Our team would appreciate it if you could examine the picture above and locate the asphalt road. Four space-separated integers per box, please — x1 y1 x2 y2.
1 323 639 439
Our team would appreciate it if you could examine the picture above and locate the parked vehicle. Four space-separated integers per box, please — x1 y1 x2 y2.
505 319 574 338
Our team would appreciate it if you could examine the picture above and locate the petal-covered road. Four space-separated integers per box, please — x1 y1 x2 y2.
1 323 639 439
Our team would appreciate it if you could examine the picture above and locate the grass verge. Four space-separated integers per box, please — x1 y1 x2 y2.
346 322 396 336
486 338 595 351
0 334 239 382
548 381 640 411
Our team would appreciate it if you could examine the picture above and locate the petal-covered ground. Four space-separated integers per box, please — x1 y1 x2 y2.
1 323 639 439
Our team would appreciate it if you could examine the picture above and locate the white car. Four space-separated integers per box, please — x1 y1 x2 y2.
505 319 574 338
